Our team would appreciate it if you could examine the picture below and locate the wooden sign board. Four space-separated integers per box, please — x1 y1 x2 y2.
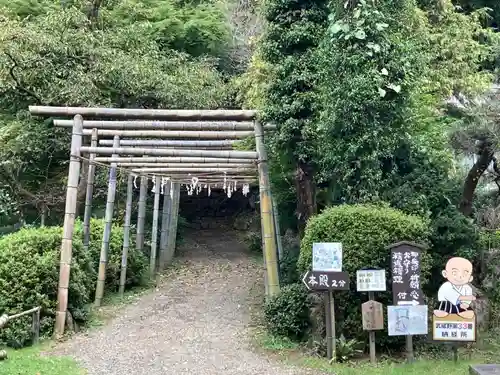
362 300 384 330
432 314 476 342
302 271 350 291
389 242 425 306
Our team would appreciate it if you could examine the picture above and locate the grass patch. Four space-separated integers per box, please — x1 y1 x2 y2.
0 345 84 375
298 357 485 375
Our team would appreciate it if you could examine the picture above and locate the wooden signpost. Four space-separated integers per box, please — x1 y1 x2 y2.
357 269 386 363
387 241 427 363
303 242 349 361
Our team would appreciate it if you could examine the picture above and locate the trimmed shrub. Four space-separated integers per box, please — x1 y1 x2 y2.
264 283 311 340
77 218 148 290
0 226 94 347
298 203 430 348
0 219 148 347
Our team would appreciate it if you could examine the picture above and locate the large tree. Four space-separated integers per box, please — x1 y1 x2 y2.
258 0 329 236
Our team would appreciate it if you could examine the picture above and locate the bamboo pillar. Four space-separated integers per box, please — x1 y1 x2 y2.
254 121 280 296
83 128 98 251
150 176 161 277
159 180 172 270
95 135 120 307
136 174 148 252
119 174 134 296
54 114 83 337
260 205 269 296
165 182 180 264
271 194 283 261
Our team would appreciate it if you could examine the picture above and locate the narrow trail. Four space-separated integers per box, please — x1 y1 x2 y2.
55 229 321 375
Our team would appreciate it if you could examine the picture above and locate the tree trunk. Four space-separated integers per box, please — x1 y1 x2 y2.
295 162 316 238
459 143 494 216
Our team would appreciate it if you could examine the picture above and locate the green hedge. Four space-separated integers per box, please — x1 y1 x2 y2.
0 219 148 347
298 203 431 348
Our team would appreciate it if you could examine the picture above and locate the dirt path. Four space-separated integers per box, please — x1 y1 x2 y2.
55 229 321 375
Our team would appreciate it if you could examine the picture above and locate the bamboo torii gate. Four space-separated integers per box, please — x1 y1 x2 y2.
29 106 282 337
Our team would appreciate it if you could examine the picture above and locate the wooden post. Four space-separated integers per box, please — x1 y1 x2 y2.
54 115 83 337
368 291 376 364
406 335 414 362
325 291 335 361
150 176 161 277
136 174 148 252
32 307 40 344
271 194 283 261
159 180 172 270
166 182 180 263
95 135 120 307
119 174 134 296
254 120 280 296
82 128 98 251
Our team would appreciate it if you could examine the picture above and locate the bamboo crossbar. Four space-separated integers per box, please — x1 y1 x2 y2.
98 140 238 147
129 167 255 173
29 106 257 121
117 163 253 168
80 147 258 159
82 129 254 139
54 119 275 131
7 307 41 321
93 157 255 164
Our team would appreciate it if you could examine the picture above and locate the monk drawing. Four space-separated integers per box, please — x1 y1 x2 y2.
433 257 476 319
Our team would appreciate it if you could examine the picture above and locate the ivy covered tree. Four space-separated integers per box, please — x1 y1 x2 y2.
258 0 329 235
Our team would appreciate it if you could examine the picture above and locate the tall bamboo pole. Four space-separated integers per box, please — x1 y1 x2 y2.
54 114 83 337
82 128 98 251
95 135 120 307
99 140 238 147
165 182 181 264
271 194 283 261
94 157 255 164
54 120 273 131
130 167 255 174
254 121 280 297
119 174 134 296
260 204 269 297
159 180 172 270
82 129 254 139
79 147 258 159
119 163 251 168
150 176 161 277
136 174 148 252
30 106 257 121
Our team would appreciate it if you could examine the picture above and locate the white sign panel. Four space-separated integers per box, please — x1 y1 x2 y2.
312 243 342 272
387 305 428 336
356 269 386 292
432 319 475 342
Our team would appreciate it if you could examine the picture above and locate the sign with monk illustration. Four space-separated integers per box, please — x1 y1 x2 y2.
432 256 476 342
390 242 424 306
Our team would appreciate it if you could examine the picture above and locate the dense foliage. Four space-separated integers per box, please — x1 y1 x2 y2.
0 220 148 347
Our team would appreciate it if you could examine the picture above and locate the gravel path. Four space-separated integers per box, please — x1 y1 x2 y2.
55 229 321 375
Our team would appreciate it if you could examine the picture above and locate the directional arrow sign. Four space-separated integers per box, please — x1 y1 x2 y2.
302 270 350 291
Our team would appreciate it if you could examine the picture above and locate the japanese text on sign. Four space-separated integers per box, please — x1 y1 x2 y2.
387 305 428 336
432 320 476 342
302 271 350 291
357 269 386 292
391 246 423 305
